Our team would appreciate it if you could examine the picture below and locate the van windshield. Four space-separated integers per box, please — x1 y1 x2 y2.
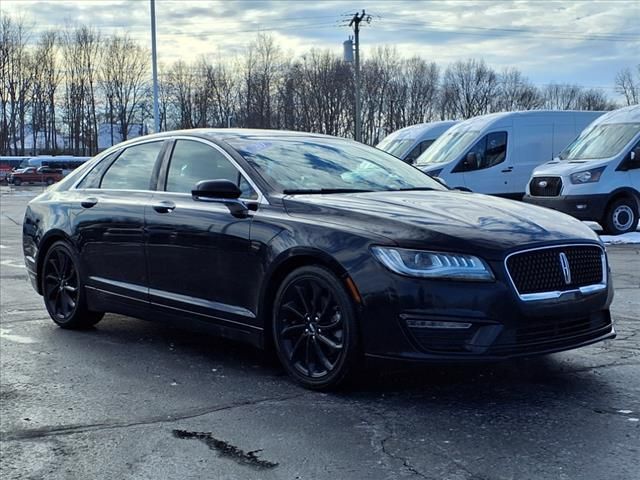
560 123 640 161
376 138 415 158
416 130 479 166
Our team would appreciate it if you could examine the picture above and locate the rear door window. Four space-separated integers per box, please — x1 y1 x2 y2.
100 142 163 190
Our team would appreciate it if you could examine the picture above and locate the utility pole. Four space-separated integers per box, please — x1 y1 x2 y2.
150 0 160 133
348 10 370 143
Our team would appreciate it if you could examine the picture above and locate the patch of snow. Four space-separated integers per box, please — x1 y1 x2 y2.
600 232 640 245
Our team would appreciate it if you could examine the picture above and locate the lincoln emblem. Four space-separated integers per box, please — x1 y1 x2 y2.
559 252 572 285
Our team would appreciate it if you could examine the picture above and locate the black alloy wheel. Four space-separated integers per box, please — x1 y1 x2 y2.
273 266 359 390
42 241 103 328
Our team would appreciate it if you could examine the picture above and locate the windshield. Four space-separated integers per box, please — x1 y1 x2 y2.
376 138 415 158
560 123 640 161
416 130 479 166
226 137 447 193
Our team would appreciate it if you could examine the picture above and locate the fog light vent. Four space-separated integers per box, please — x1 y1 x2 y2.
406 319 472 329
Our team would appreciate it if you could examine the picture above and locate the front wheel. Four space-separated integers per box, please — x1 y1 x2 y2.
12 178 21 186
45 177 54 186
602 197 639 235
42 241 104 329
272 266 360 390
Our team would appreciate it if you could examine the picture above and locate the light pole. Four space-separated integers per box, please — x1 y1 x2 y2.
150 0 160 133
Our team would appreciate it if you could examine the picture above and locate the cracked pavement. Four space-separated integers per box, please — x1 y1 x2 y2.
1 186 639 479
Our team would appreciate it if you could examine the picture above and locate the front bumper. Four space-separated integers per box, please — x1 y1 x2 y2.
523 194 609 222
353 256 615 363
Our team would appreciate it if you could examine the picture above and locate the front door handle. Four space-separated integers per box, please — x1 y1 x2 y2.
81 197 98 208
501 166 513 173
152 200 176 213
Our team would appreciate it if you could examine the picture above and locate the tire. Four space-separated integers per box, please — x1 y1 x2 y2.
41 241 104 329
272 265 360 391
602 197 639 235
45 177 54 186
12 178 21 186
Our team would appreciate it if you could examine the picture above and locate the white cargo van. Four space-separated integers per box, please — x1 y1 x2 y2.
524 105 640 235
415 111 604 199
376 121 458 164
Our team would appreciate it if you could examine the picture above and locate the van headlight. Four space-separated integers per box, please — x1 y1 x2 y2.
371 247 494 281
570 166 605 184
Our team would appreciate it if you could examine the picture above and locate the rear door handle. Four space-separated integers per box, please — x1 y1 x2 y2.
501 167 513 173
81 197 98 208
152 200 176 213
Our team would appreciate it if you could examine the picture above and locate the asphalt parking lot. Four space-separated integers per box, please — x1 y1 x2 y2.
1 185 639 480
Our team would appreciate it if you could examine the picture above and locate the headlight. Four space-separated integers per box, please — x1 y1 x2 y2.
371 247 494 281
570 166 605 184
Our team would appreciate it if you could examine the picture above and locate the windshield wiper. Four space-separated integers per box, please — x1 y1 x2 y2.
282 188 373 194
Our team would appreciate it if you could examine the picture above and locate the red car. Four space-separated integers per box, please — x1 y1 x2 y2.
8 166 64 186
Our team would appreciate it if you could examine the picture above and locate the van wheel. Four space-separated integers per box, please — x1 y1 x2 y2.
602 198 639 235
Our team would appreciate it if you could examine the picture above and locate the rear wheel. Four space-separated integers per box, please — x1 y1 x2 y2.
12 178 21 186
602 197 638 235
45 177 54 186
42 241 104 329
272 266 359 390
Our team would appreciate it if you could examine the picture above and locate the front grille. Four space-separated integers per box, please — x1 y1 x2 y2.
529 176 562 196
507 245 604 295
490 311 612 355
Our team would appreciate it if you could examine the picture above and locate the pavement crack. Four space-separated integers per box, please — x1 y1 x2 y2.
173 429 278 470
1 392 308 442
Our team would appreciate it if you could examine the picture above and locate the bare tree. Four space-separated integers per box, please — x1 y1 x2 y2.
0 17 32 155
615 65 640 106
30 31 60 153
496 68 542 111
62 26 101 155
100 34 149 144
441 59 499 119
542 83 583 110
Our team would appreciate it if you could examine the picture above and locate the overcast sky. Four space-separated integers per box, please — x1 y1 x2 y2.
2 0 639 95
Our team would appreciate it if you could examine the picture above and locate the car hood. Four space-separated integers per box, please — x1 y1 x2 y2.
532 159 610 176
283 190 600 258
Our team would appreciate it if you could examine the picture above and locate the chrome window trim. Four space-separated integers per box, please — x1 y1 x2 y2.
69 137 166 191
504 243 607 302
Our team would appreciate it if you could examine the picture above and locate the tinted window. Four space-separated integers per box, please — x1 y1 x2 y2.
166 140 257 199
76 152 119 189
101 142 163 190
458 132 507 171
405 140 435 164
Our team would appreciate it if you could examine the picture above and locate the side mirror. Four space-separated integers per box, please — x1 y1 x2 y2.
192 179 248 217
192 179 241 199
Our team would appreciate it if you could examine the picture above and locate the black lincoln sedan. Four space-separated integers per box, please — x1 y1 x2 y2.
22 129 615 389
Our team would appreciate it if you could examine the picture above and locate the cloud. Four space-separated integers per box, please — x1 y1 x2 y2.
2 0 638 93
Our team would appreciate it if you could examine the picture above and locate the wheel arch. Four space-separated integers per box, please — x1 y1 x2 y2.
258 248 352 350
35 230 75 295
605 187 640 210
